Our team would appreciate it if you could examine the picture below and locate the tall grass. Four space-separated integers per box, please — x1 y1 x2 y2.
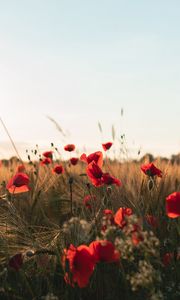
0 153 179 299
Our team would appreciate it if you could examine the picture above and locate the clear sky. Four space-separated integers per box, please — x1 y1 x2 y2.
0 0 180 159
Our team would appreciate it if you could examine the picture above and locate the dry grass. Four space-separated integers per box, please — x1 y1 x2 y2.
0 155 179 299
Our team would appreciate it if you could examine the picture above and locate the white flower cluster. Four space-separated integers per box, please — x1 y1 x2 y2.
61 217 92 247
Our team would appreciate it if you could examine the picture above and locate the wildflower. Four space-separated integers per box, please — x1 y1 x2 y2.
41 157 52 165
102 142 113 151
6 173 30 194
131 229 144 246
103 209 114 223
17 164 25 172
166 192 180 218
145 214 158 229
101 210 114 232
80 151 103 167
64 144 75 152
42 151 53 159
141 163 162 177
114 207 133 228
162 252 173 267
42 293 59 300
83 195 96 210
9 253 23 271
102 173 121 186
52 165 64 175
86 162 103 187
70 157 79 165
89 240 120 263
63 244 95 288
103 209 113 217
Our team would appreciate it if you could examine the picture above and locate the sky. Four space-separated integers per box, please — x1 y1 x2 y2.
0 0 180 159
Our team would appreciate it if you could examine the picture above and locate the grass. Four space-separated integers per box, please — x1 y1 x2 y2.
0 150 179 300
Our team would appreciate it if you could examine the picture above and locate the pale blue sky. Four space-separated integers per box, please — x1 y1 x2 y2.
0 0 180 159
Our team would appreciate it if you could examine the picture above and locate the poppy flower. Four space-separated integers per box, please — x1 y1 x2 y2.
102 142 113 151
83 195 92 209
52 165 64 175
145 214 158 229
102 173 121 186
86 162 103 187
64 244 95 288
70 157 79 166
114 207 133 228
64 144 75 152
103 209 113 217
42 151 53 159
131 232 144 246
83 195 96 210
6 173 30 194
9 253 23 271
89 240 120 263
80 151 103 168
141 163 162 177
103 209 114 222
162 252 173 267
166 192 180 218
17 164 25 173
41 157 52 165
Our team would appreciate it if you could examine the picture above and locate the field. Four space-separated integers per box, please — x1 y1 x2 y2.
0 146 179 300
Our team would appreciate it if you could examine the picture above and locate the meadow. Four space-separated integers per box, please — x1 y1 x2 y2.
0 143 179 300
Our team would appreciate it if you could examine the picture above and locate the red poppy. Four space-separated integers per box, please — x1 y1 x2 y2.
17 164 25 173
9 253 23 271
131 232 144 246
6 173 30 194
146 214 158 229
52 165 64 175
83 195 96 210
86 162 103 187
166 192 180 218
64 144 75 152
102 142 113 151
80 151 103 168
114 207 133 228
141 163 162 177
70 157 79 166
64 244 95 288
83 195 92 209
102 210 114 228
103 209 113 217
41 157 52 165
42 151 53 159
162 252 173 267
102 173 121 186
131 223 143 244
89 240 120 263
